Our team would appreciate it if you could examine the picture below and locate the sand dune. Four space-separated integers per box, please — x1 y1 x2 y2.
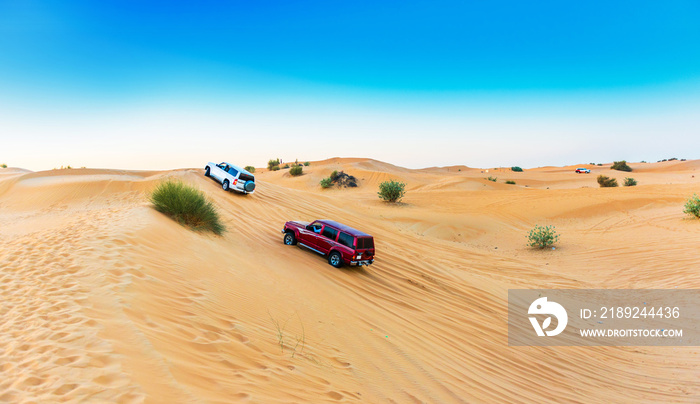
1 159 699 403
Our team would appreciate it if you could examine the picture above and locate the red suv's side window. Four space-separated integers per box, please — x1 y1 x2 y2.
321 226 338 240
337 232 354 248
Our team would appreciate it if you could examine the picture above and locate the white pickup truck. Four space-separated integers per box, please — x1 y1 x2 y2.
204 162 256 194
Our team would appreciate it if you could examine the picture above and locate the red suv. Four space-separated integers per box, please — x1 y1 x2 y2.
282 219 375 268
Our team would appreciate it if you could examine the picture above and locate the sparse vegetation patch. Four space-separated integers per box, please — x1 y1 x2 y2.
527 225 559 249
597 175 618 188
244 165 256 173
511 166 523 172
150 180 224 235
268 159 280 171
378 180 406 202
320 171 358 188
611 160 632 172
505 180 516 185
289 165 303 176
486 176 497 182
684 194 700 218
623 177 637 187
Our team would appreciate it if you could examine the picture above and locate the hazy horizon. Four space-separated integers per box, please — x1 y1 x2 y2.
2 1 699 171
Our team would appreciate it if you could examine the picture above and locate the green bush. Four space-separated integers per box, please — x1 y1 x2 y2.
244 166 256 173
320 178 333 188
486 176 497 182
505 180 516 185
597 175 618 187
1 163 6 168
597 163 603 166
623 177 637 187
684 194 700 218
378 180 406 202
511 166 523 172
289 165 303 176
271 165 280 171
304 161 310 166
611 160 632 172
330 170 339 181
150 180 224 235
268 159 280 170
527 225 559 249
282 164 290 169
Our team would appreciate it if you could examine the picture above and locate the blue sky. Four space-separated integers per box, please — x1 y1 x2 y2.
1 1 699 170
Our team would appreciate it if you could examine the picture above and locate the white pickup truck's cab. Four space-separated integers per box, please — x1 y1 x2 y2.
205 162 256 194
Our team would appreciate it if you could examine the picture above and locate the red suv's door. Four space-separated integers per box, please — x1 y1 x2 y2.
298 222 324 251
315 225 339 254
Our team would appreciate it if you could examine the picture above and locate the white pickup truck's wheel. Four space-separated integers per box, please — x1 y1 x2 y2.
328 251 342 268
205 166 210 177
222 180 229 191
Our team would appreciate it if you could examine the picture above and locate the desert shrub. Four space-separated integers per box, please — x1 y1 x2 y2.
623 177 637 187
289 165 303 176
597 163 603 166
597 175 618 188
267 159 280 170
1 163 6 168
282 164 290 169
511 166 523 172
486 176 497 182
378 180 406 202
304 161 310 166
527 225 560 249
684 194 700 218
505 180 516 185
320 171 357 189
271 165 280 171
150 180 224 235
244 166 256 173
611 160 632 172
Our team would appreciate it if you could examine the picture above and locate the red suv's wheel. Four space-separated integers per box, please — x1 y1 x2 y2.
328 251 343 268
283 231 296 245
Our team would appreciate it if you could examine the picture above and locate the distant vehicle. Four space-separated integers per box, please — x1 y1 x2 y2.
575 168 591 174
282 219 375 268
205 162 256 194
